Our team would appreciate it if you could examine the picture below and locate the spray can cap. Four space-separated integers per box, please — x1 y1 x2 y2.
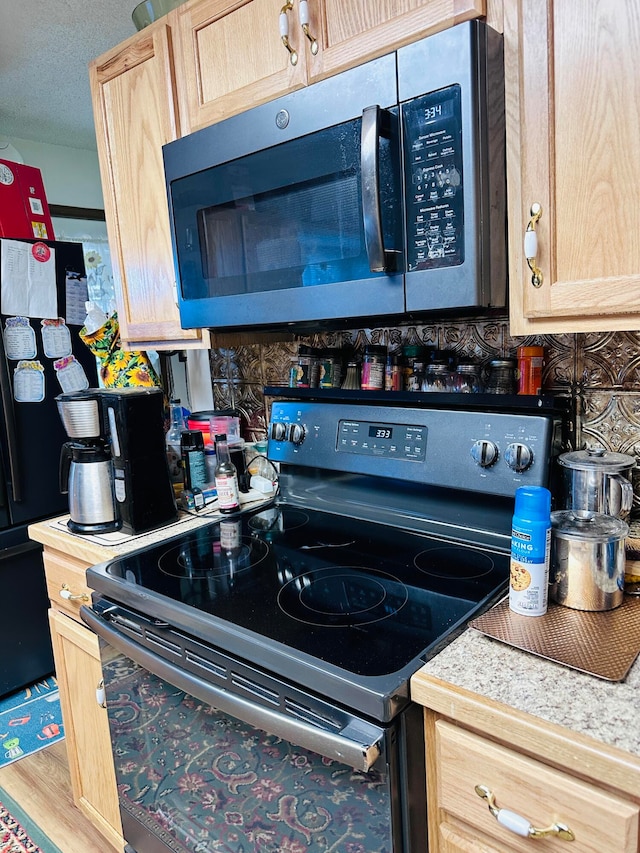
514 485 551 521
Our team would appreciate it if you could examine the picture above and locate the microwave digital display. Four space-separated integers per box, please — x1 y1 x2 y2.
403 85 464 272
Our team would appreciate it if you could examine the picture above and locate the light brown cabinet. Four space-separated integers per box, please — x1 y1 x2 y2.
43 549 122 851
412 672 640 853
505 0 640 334
89 17 209 350
174 0 486 133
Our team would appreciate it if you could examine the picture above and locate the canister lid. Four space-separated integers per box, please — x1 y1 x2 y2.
558 446 636 472
550 510 629 542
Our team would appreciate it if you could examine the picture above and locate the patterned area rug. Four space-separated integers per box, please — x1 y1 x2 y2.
0 679 64 770
0 785 62 853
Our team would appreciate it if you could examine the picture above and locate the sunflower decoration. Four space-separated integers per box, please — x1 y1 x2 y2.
79 312 161 389
84 249 102 269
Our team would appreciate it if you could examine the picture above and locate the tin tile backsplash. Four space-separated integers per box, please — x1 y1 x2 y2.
207 315 640 520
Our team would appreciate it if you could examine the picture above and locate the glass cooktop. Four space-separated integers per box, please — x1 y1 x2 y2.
95 504 509 679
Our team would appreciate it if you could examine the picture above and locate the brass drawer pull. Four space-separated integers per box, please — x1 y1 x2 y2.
475 784 575 841
279 1 298 66
524 202 544 288
59 583 89 603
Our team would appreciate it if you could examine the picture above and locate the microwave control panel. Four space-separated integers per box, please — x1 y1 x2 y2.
403 84 464 271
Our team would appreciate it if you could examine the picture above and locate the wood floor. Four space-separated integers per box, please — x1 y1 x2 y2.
0 740 114 853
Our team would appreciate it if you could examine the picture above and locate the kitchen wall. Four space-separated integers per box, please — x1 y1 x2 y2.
207 313 640 520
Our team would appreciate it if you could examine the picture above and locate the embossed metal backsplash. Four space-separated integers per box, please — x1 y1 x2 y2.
207 313 640 519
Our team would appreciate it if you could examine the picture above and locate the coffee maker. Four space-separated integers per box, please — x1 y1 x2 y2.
57 390 120 534
57 387 178 535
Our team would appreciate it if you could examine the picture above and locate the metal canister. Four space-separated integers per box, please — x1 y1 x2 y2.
550 510 629 611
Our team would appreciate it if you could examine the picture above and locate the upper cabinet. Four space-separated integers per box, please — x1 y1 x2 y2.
174 0 486 133
506 0 640 335
89 17 209 350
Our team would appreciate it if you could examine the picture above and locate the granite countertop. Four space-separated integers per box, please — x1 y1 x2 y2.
413 626 640 760
28 491 272 565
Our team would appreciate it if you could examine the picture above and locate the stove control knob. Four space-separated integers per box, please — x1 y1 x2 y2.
471 439 499 468
271 421 288 442
505 442 534 472
288 423 306 446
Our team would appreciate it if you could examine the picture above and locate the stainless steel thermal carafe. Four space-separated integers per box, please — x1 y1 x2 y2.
59 441 120 534
557 447 635 520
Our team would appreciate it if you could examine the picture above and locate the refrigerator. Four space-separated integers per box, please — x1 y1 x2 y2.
0 237 98 698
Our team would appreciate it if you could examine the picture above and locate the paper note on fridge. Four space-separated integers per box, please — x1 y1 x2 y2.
0 239 57 318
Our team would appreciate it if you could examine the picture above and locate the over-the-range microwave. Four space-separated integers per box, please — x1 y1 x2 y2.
163 20 506 333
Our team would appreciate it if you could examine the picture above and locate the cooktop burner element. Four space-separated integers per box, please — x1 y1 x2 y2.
415 545 495 580
277 565 408 627
158 532 270 580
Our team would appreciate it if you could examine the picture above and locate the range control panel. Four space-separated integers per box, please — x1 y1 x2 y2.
268 401 558 498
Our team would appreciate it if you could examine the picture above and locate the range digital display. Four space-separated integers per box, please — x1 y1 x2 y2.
369 425 393 440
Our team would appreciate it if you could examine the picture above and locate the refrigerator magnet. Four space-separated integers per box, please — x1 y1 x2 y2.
53 355 89 393
13 360 45 403
4 317 37 360
41 318 72 359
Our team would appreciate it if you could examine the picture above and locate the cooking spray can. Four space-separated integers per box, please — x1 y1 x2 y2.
509 485 552 616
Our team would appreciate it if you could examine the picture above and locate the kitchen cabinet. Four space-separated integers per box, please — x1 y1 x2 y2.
174 0 486 133
89 17 210 351
42 548 123 851
412 670 640 853
505 0 640 334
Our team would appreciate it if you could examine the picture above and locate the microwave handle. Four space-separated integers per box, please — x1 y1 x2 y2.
361 105 397 273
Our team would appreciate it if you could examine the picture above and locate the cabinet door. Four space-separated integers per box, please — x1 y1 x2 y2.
308 0 485 82
506 0 640 334
175 0 307 133
90 20 209 350
49 609 123 850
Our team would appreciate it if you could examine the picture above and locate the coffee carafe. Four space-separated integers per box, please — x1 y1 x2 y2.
57 391 120 534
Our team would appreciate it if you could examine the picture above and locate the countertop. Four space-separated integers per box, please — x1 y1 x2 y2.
28 490 272 565
411 623 640 762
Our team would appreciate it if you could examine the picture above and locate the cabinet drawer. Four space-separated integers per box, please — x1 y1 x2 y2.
435 721 639 852
43 549 92 621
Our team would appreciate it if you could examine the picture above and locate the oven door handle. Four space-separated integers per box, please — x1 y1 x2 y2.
81 605 384 773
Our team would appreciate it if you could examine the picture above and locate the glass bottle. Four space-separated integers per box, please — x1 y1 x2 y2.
166 399 185 487
214 433 240 514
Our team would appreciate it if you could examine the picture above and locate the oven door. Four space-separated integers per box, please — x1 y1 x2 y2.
83 603 426 853
164 53 404 332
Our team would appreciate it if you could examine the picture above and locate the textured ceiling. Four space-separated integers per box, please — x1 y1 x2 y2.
0 0 141 151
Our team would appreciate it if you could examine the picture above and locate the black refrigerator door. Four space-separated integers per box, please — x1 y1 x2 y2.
0 239 98 526
0 525 54 698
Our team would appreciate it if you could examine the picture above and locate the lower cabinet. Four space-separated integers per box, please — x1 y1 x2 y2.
43 547 122 850
427 715 639 853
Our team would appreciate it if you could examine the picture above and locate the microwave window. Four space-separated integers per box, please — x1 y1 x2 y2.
171 117 400 300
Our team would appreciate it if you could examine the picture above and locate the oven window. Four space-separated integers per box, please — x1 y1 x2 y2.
103 648 395 853
170 117 401 301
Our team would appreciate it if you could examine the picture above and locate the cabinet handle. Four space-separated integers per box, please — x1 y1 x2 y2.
59 583 89 602
298 0 318 56
279 1 298 66
96 679 106 709
475 784 575 841
524 202 544 288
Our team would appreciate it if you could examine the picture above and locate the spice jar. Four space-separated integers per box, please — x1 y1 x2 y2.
422 362 452 392
517 345 545 395
289 345 319 388
361 345 387 391
402 345 427 391
485 358 517 394
384 352 402 391
452 362 482 393
318 349 341 388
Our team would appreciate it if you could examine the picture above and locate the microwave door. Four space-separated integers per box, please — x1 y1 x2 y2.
169 116 404 331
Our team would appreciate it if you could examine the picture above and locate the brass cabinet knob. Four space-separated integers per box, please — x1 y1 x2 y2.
475 784 575 841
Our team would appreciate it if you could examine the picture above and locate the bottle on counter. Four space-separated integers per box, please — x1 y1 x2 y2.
509 485 552 617
214 433 241 514
180 430 207 491
166 399 185 488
